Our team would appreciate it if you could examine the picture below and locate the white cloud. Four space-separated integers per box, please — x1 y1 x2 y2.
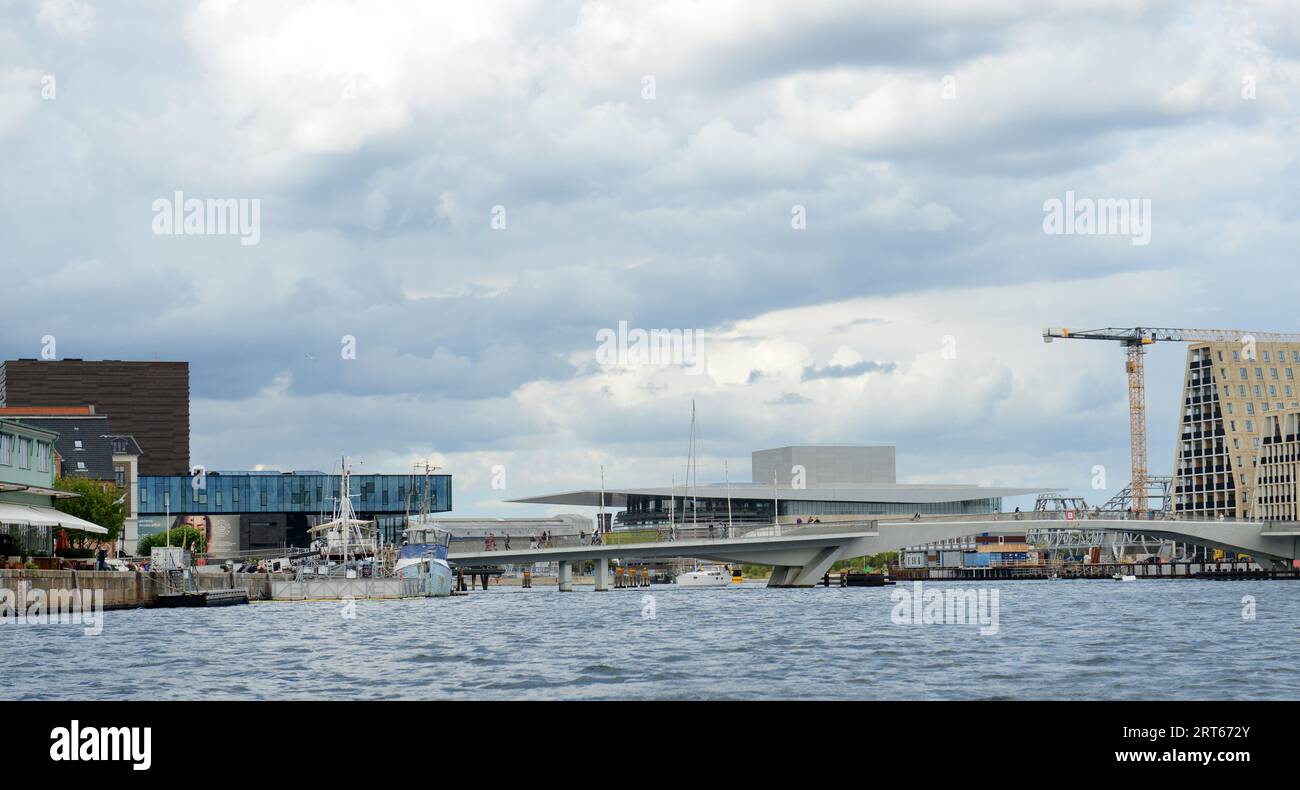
35 0 94 43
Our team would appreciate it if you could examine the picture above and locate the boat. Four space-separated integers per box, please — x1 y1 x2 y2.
394 462 455 598
675 563 733 587
270 459 439 601
1112 572 1137 581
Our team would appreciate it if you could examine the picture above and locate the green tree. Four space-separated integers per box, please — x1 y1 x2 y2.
137 526 206 555
53 476 126 545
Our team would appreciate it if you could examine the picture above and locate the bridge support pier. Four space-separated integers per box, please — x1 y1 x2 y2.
594 558 609 591
767 546 844 588
558 560 573 592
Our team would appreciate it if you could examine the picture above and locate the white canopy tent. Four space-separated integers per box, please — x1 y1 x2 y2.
0 502 109 535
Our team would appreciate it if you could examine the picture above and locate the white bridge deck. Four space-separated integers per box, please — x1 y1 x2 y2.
447 513 1300 589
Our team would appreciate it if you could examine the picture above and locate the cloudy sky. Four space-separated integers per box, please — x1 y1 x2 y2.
3 0 1299 516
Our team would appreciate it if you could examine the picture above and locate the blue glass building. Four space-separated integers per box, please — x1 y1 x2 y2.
136 470 452 554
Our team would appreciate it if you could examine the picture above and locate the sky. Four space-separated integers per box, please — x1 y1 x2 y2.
3 0 1299 517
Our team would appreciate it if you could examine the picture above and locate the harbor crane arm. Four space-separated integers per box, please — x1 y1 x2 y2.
1040 326 1300 516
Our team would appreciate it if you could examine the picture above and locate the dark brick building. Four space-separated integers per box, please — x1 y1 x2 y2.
0 359 189 475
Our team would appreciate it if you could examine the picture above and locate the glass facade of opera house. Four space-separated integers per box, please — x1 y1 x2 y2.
617 491 1002 526
136 470 452 555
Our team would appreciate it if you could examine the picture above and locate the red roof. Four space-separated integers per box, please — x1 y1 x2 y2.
0 405 96 415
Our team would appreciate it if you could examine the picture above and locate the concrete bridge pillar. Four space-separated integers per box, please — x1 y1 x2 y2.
594 558 609 591
558 560 573 592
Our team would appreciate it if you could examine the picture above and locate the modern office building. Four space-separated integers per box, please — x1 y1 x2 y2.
1172 342 1300 519
0 358 189 475
136 469 452 556
510 445 1048 526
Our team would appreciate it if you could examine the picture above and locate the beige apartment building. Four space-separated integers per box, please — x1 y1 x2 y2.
1173 341 1300 519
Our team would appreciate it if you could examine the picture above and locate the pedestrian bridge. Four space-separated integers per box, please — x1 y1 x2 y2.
446 514 1300 589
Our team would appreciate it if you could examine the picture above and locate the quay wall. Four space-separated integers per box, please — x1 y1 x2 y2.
0 570 275 609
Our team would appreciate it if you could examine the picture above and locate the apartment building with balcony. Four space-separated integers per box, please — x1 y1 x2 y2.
1173 341 1300 519
1254 409 1300 521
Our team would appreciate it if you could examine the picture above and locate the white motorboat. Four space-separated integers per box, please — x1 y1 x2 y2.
675 564 733 587
1112 572 1137 581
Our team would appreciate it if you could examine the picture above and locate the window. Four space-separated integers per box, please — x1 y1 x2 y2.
1256 367 1264 379
36 442 49 473
1247 403 1255 415
1226 403 1233 414
1270 384 1278 397
1239 385 1247 397
73 440 82 450
0 433 10 465
1233 350 1241 362
1264 350 1272 362
115 464 126 488
260 490 268 507
1240 367 1248 379
215 488 222 507
1254 385 1262 397
1246 420 1254 432
17 437 30 469
1217 351 1224 362
232 486 240 504
140 488 147 505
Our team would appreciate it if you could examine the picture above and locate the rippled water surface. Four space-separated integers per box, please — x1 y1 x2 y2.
6 580 1299 700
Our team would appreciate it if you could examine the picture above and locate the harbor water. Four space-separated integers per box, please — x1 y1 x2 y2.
6 580 1299 700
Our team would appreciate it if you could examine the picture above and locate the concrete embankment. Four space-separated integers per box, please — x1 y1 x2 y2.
0 569 275 610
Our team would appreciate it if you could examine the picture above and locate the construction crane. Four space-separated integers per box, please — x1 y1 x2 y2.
1042 326 1300 515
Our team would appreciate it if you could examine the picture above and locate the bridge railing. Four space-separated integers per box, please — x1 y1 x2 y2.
449 519 881 553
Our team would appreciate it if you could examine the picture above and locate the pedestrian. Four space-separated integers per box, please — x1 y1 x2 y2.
96 546 108 571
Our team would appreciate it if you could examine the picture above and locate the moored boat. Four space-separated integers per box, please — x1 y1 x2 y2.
675 564 732 587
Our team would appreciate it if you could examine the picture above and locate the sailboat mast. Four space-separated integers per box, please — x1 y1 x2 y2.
725 459 733 535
